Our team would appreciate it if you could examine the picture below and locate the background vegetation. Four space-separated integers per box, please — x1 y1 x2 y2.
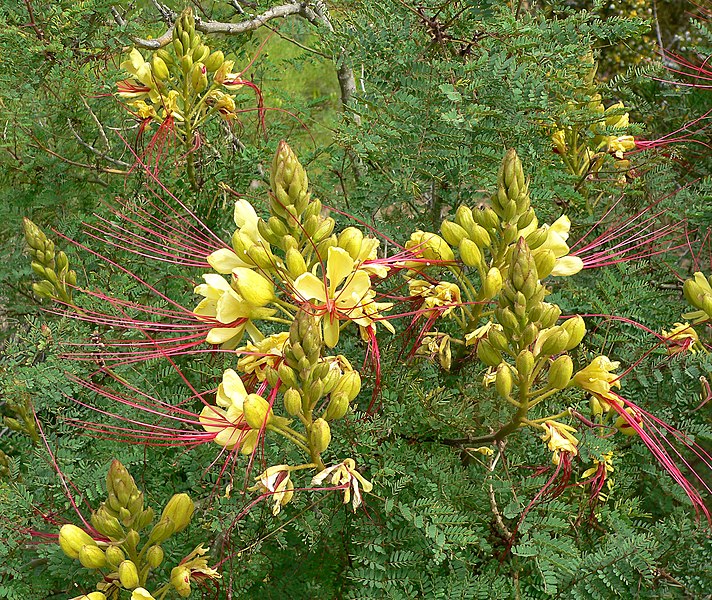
1 0 710 598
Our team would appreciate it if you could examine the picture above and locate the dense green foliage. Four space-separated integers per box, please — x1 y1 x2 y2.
1 1 711 599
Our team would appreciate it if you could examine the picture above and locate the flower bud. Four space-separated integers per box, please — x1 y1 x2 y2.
495 364 514 398
151 55 169 80
590 396 605 418
525 226 548 250
548 355 573 389
105 545 125 567
171 566 192 597
283 388 303 416
79 545 107 569
536 326 570 356
482 267 503 299
477 339 502 367
204 50 224 72
59 524 96 559
324 391 350 421
285 248 308 279
119 560 140 589
487 326 509 353
243 394 272 429
331 370 361 402
160 493 194 533
561 315 586 350
277 362 298 389
232 267 275 306
459 238 482 268
91 508 125 539
516 350 534 378
440 220 469 247
338 226 364 258
146 545 164 568
309 418 331 453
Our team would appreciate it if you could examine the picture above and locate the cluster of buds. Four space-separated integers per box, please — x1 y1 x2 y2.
550 57 635 182
117 8 255 137
198 141 393 350
58 461 217 599
405 149 583 374
683 272 712 324
3 387 40 445
23 218 76 303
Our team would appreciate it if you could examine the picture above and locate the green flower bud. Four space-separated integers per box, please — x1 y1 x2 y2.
459 238 482 267
309 418 331 453
79 545 106 569
283 388 303 416
561 315 586 350
105 545 125 567
271 141 310 217
180 53 193 75
190 62 208 92
441 220 469 247
146 545 164 568
204 50 224 72
487 327 509 353
495 364 514 398
536 326 570 356
520 322 539 347
243 394 272 429
173 37 184 57
525 226 549 250
516 350 534 378
118 560 140 589
477 339 502 367
331 371 361 402
324 391 350 421
548 355 573 389
151 55 169 80
160 493 194 534
91 508 125 539
59 524 96 559
147 517 175 545
277 362 298 389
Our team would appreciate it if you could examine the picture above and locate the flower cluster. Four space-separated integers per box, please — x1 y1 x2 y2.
57 460 219 599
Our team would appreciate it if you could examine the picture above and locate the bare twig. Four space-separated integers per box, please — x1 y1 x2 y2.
488 447 513 541
66 119 131 168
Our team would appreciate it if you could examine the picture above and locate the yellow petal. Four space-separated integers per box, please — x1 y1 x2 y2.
216 289 249 323
324 314 340 348
218 368 247 409
327 247 356 295
232 267 275 306
551 255 583 277
208 248 249 274
206 326 243 345
294 272 327 303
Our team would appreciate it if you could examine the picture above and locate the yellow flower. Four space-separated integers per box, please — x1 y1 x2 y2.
249 465 295 515
552 129 567 154
118 49 160 103
193 273 274 348
540 420 579 465
464 322 501 346
207 200 269 273
312 458 373 510
199 369 258 452
237 332 290 380
607 135 635 159
294 246 390 347
131 590 156 600
171 545 221 597
408 279 462 318
538 216 583 277
572 355 621 401
661 322 701 355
